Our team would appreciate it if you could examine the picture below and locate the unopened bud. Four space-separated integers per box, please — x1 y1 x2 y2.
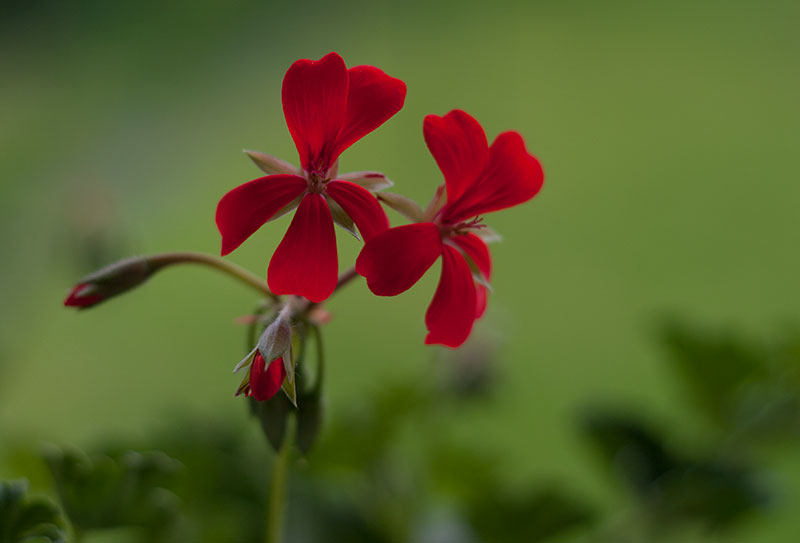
63 257 153 309
257 305 293 371
236 352 286 402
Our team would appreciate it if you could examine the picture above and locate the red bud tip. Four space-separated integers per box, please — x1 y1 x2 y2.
63 283 104 308
245 353 286 402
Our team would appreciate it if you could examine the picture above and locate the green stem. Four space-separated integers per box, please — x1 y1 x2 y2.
302 266 360 315
310 324 325 394
265 420 294 543
148 251 278 302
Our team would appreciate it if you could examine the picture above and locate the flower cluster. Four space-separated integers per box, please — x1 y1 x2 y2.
214 52 543 399
65 51 544 406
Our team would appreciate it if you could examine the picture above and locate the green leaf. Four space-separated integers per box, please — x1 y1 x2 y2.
43 447 181 535
469 487 594 543
0 479 66 543
659 319 767 425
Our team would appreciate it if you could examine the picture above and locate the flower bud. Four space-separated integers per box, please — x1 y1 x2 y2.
63 257 153 309
245 353 286 402
257 305 293 378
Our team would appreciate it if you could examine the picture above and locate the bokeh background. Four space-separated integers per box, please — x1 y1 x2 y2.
2 0 799 541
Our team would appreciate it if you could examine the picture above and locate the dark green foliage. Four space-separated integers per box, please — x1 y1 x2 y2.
44 447 181 540
583 412 767 532
0 480 65 543
660 320 800 441
469 487 594 543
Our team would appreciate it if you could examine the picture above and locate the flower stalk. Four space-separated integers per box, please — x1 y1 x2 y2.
266 419 294 543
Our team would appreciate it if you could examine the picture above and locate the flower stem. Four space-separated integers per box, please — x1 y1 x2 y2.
302 267 360 315
310 324 325 394
265 419 294 543
147 251 278 302
335 266 360 292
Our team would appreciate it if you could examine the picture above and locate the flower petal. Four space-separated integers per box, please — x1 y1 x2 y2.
326 180 389 241
248 353 286 402
268 193 338 302
453 234 492 319
452 233 491 281
356 223 442 296
475 285 488 319
425 245 477 347
216 175 307 255
442 131 544 223
423 110 489 204
332 65 406 159
282 52 348 173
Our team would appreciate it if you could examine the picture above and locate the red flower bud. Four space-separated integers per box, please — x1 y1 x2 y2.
245 353 286 402
63 257 153 309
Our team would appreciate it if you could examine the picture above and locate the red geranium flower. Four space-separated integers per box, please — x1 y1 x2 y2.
356 110 544 347
216 52 406 302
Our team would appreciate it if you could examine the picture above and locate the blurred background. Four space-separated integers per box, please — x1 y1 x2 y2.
1 0 799 541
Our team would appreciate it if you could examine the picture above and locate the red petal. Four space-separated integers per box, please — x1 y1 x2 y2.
216 175 307 255
325 180 389 241
475 285 488 319
248 353 286 402
442 131 544 223
356 223 442 296
452 233 491 280
332 65 406 159
282 52 348 173
453 233 492 318
425 245 477 348
423 110 489 205
268 193 338 302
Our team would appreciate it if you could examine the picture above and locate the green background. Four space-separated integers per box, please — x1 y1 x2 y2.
1 0 799 540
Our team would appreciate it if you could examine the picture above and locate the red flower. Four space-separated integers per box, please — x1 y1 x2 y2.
216 52 405 302
356 110 544 347
241 353 286 402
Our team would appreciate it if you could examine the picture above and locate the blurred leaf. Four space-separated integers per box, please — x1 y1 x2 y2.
469 487 594 543
0 479 66 543
43 447 180 538
660 319 766 424
583 411 677 494
149 418 270 543
651 463 767 529
582 411 766 531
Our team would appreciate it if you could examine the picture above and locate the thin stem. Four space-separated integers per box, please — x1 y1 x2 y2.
335 266 360 292
310 324 325 394
265 419 294 543
148 251 278 302
302 266 360 315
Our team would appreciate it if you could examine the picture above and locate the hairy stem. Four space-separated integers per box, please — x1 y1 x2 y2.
148 251 278 302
